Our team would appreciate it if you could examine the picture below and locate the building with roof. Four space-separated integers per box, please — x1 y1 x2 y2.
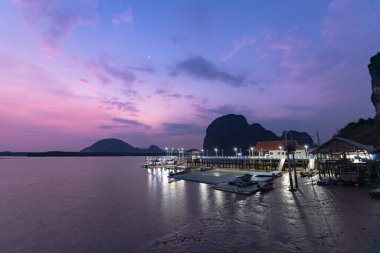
185 148 202 157
314 137 377 183
316 136 374 160
372 147 380 160
255 140 308 158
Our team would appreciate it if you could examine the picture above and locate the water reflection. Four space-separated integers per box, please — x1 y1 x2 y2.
213 189 224 206
145 166 231 230
199 183 210 213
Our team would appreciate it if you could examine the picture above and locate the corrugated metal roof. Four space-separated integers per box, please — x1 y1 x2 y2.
186 149 202 153
255 140 305 151
335 137 374 152
317 136 374 153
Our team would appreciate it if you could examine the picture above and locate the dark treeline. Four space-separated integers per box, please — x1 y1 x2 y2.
0 151 163 157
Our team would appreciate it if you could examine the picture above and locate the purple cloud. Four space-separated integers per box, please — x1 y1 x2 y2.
154 89 167 95
125 66 155 73
112 7 133 26
162 123 205 135
99 57 136 86
192 103 254 120
153 89 183 99
13 0 98 46
112 117 151 129
102 99 138 114
175 56 245 87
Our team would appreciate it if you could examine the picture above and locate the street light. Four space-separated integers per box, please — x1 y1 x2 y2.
201 149 204 157
250 147 254 157
171 147 174 156
214 148 218 157
165 147 168 156
234 147 237 157
279 146 282 158
304 145 308 157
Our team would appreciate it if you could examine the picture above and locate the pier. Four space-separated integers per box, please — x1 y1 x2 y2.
186 156 310 171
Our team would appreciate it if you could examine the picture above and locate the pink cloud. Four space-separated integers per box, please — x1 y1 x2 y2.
79 78 91 85
0 52 121 151
221 36 256 61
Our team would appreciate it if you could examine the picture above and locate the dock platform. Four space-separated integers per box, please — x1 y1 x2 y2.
169 169 277 185
212 183 260 195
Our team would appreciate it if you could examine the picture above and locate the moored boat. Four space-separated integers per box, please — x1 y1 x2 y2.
370 188 380 199
258 182 273 192
228 174 254 187
300 170 316 177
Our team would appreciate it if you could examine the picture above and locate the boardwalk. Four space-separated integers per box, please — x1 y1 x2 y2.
187 156 310 171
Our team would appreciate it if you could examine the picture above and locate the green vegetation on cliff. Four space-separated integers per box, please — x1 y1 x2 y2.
337 118 380 146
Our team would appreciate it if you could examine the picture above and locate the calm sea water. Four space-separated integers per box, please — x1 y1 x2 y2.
1 157 380 253
0 157 235 253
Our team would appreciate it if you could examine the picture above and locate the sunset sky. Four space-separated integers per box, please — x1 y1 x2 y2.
1 0 379 151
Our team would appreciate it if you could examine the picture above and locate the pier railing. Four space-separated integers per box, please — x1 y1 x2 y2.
316 159 380 182
187 156 310 171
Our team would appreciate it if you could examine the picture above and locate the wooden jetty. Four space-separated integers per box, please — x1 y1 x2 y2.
186 157 310 171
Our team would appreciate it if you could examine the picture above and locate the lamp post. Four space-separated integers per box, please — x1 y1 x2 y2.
201 149 204 157
171 147 174 156
234 147 237 157
304 145 308 158
214 148 218 157
221 149 224 157
250 147 254 157
279 146 282 158
165 147 168 156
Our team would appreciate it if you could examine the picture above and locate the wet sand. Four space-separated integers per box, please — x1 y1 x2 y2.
146 174 380 253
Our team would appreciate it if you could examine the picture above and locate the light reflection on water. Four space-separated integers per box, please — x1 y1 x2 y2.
0 157 233 253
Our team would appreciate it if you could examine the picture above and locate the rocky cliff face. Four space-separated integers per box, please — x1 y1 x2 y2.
280 130 315 148
335 53 380 146
203 114 314 155
203 114 255 155
250 123 280 143
369 52 380 118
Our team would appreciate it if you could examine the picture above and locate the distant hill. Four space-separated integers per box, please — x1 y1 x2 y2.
145 145 164 154
280 130 315 148
337 118 380 146
81 138 165 154
203 114 315 155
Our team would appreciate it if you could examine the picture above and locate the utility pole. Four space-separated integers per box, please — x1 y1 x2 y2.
289 131 298 188
317 132 321 180
285 131 294 190
292 150 299 188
